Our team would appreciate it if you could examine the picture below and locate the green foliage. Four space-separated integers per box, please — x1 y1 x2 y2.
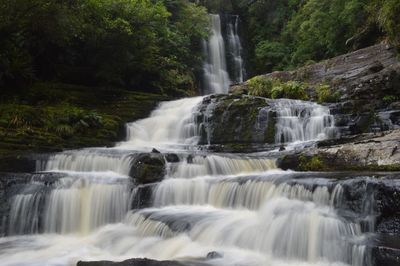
209 0 396 74
316 84 340 103
255 41 288 72
248 76 308 100
274 81 308 100
299 155 325 171
367 0 400 47
0 0 209 95
247 76 278 98
383 95 399 103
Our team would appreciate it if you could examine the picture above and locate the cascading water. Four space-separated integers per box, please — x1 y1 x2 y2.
272 99 338 144
226 15 246 83
202 14 230 94
0 93 373 266
202 14 246 94
120 97 204 149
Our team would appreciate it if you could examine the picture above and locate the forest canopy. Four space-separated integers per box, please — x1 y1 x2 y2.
0 0 209 95
1 0 399 95
202 0 400 74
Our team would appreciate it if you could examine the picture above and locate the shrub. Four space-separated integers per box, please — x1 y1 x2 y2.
383 95 399 103
248 77 308 100
299 155 325 171
279 81 308 100
316 84 340 103
247 76 277 98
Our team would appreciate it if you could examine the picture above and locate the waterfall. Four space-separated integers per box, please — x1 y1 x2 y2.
272 99 338 144
119 97 204 149
168 154 276 178
7 173 131 235
226 15 246 83
0 96 369 266
202 14 230 94
202 14 246 94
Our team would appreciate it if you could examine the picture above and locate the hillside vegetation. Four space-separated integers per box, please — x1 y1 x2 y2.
200 0 400 74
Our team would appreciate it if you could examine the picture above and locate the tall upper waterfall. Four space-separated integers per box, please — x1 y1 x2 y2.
202 14 246 94
226 15 246 83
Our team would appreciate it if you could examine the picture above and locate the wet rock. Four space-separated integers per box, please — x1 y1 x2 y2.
196 94 276 146
77 258 185 266
130 153 166 184
130 183 156 209
0 154 38 173
278 129 400 171
230 44 400 135
206 251 223 259
0 172 33 234
164 153 180 163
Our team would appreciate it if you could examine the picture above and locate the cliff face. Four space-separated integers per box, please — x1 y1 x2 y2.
231 44 400 136
191 44 400 170
231 44 400 106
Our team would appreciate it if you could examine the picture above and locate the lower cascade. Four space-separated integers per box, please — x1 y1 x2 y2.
272 99 338 144
0 96 384 266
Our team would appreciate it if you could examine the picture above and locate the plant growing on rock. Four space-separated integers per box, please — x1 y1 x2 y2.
247 76 278 98
383 95 399 103
248 77 308 100
316 84 340 103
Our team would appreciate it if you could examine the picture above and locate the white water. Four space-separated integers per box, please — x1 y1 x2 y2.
153 175 335 210
273 99 338 144
120 97 204 149
1 83 366 265
202 14 246 94
168 154 276 179
203 14 231 94
226 15 246 83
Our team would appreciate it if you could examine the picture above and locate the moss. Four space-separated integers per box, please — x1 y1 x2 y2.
283 153 400 172
299 155 326 171
264 113 276 143
315 84 340 103
344 164 400 172
0 82 169 155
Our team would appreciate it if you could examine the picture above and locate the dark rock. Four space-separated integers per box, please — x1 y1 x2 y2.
371 246 400 266
77 258 185 266
196 94 276 146
151 148 161 154
187 155 193 164
278 129 400 171
206 252 223 259
130 153 166 184
0 154 38 173
164 153 180 163
388 101 400 110
0 172 33 234
130 183 156 209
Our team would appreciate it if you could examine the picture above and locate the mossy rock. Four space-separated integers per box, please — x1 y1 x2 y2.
0 82 169 155
129 153 166 184
197 95 276 145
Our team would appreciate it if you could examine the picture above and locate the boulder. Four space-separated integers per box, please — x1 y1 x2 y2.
278 129 400 171
130 153 166 184
196 94 276 146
